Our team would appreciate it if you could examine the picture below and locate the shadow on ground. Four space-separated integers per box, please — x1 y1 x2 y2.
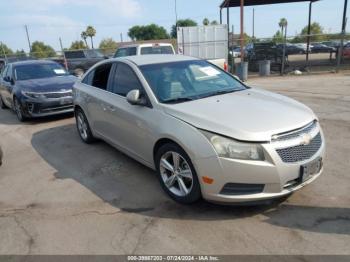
31 124 350 234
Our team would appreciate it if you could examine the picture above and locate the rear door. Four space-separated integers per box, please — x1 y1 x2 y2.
80 62 114 135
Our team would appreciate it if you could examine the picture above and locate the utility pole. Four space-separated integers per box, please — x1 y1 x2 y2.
120 33 123 43
175 0 178 26
252 8 255 40
25 25 32 53
59 37 68 71
336 0 348 72
240 0 245 62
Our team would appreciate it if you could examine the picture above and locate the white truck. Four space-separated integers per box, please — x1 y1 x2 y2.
177 25 228 71
114 43 175 58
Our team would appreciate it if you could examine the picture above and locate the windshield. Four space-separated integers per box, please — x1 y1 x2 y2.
140 60 246 103
140 46 174 55
14 63 68 81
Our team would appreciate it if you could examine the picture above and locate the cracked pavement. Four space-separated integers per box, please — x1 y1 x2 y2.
0 74 349 254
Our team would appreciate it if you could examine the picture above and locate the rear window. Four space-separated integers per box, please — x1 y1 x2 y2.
114 47 137 58
140 46 174 55
65 51 85 59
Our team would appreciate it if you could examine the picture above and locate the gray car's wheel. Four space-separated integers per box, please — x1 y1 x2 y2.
13 97 27 122
0 95 7 109
75 108 95 144
155 143 201 204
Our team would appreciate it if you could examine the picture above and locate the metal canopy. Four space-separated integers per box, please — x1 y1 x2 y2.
220 0 319 8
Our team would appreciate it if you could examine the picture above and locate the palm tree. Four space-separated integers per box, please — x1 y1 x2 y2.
85 26 96 49
278 18 288 37
80 31 89 49
203 18 210 26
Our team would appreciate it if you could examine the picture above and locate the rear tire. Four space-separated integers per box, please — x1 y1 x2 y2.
155 143 201 204
75 108 95 144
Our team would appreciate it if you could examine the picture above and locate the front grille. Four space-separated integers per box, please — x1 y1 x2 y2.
44 92 72 99
276 132 322 163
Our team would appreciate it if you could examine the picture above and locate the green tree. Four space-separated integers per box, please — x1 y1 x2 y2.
15 49 26 58
128 24 169 41
273 30 284 43
278 18 288 38
0 43 13 57
85 26 96 49
31 41 56 58
203 18 210 26
171 19 198 38
99 38 118 51
300 22 325 42
210 20 219 25
81 31 89 48
69 40 87 50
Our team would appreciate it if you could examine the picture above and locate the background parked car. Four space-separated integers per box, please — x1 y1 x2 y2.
276 43 306 55
294 43 313 53
54 49 107 77
0 60 76 121
343 42 350 58
311 43 336 53
114 43 175 58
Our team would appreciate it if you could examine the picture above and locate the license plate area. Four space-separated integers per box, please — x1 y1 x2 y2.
300 157 322 183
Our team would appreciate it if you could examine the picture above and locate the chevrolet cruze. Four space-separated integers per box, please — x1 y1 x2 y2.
73 55 325 204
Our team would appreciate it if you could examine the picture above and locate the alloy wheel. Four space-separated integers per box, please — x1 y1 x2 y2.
77 112 88 140
159 151 193 197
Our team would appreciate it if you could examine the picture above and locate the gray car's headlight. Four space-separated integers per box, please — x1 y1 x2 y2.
201 130 265 161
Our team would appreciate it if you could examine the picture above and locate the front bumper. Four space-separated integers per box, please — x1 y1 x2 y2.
193 131 326 203
20 97 74 117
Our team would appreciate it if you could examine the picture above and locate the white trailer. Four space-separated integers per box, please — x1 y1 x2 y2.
177 25 228 70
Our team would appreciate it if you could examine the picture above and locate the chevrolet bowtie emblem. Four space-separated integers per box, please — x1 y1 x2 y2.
300 133 312 145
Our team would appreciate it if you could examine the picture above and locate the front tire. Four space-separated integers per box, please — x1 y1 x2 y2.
155 143 201 204
0 95 7 109
13 97 27 122
75 108 95 144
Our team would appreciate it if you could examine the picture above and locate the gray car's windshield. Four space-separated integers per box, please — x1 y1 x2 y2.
14 63 68 81
140 60 246 103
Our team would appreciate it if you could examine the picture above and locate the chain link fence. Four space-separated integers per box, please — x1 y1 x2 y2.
1 34 349 76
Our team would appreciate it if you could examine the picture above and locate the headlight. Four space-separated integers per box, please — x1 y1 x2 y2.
21 91 46 99
201 130 265 161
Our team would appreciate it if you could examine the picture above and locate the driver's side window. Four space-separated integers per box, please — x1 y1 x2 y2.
110 63 143 97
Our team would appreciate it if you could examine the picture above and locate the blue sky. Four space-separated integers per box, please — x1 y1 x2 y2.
0 0 348 52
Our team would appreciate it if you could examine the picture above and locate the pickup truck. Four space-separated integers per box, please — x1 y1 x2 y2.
114 43 175 57
55 49 107 76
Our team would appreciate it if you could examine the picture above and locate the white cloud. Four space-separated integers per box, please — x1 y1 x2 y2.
10 0 142 18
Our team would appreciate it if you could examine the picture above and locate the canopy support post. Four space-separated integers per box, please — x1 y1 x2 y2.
336 0 348 72
306 1 313 66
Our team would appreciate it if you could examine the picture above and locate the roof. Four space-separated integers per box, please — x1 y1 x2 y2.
118 54 199 66
119 43 174 48
9 59 57 66
220 0 319 8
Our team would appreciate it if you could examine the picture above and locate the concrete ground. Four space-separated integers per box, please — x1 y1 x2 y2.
0 74 349 255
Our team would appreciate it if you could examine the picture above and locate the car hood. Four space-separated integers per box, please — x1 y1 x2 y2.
16 76 77 92
162 88 316 142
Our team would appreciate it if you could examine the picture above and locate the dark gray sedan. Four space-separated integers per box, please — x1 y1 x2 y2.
0 60 77 121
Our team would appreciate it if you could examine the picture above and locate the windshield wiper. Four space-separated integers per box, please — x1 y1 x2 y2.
162 97 194 104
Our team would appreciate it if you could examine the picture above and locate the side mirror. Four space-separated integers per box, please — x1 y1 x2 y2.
3 76 14 85
126 89 146 106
